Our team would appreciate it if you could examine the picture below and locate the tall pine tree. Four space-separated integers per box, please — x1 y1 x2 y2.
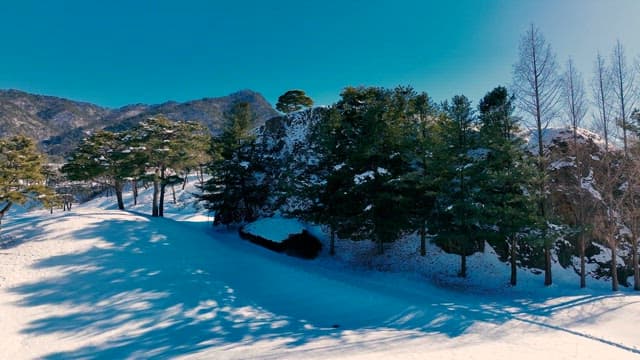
477 86 539 286
434 95 483 277
200 102 266 225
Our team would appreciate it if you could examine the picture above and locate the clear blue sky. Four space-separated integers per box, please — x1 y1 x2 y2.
0 0 638 109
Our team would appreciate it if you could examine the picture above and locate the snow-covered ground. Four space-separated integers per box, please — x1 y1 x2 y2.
1 180 640 359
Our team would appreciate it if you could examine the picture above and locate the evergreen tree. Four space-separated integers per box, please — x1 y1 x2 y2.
0 135 57 231
200 102 266 225
295 106 347 255
131 116 210 217
276 89 314 113
305 87 414 254
62 130 142 210
403 92 439 256
477 86 539 286
434 95 483 277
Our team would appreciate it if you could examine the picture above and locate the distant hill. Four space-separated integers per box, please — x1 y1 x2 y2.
0 89 279 159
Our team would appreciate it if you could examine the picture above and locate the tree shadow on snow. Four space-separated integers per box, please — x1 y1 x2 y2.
9 212 640 359
0 213 63 250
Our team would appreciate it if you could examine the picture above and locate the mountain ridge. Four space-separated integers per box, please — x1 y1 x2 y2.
0 88 279 159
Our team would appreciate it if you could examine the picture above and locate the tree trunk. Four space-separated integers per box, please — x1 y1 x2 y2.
199 166 205 186
544 245 552 286
377 236 384 255
579 234 586 289
459 253 467 278
611 239 619 291
172 184 177 204
159 184 166 217
510 236 517 286
420 221 426 256
152 170 160 217
182 170 188 190
0 202 13 232
133 180 138 206
159 166 166 217
330 227 335 256
633 234 639 291
115 180 125 210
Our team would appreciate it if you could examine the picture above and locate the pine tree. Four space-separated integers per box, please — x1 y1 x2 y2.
308 87 414 254
62 130 142 210
434 95 483 277
0 135 57 231
296 106 347 255
131 116 210 217
200 102 266 225
403 92 439 256
276 90 314 113
477 86 539 286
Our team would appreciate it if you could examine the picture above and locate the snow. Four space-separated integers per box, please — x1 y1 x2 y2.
1 177 640 359
243 217 306 243
549 159 575 170
354 170 375 184
376 167 389 176
526 127 608 154
582 170 603 201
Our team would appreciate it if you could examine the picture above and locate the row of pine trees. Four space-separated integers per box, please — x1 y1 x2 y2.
201 85 543 286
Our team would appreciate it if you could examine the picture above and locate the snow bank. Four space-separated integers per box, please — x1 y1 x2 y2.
526 127 608 153
242 217 306 243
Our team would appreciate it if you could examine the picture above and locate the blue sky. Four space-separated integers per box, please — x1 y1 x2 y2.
0 0 638 109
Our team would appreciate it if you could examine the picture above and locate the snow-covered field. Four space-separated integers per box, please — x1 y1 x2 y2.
2 181 640 359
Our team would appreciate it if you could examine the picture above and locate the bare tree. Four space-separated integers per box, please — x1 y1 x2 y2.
610 40 637 157
621 147 640 291
591 53 614 151
590 150 624 292
562 57 589 288
512 24 561 286
563 58 587 142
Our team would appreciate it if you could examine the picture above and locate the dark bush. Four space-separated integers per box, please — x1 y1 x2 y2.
238 227 322 259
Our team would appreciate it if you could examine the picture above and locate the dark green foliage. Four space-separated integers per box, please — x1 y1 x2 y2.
276 90 314 113
432 95 484 277
62 116 210 216
131 116 211 217
305 86 415 254
62 130 143 210
200 103 267 225
0 135 57 229
476 86 540 285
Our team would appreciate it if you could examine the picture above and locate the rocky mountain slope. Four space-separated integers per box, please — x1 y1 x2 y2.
0 89 278 158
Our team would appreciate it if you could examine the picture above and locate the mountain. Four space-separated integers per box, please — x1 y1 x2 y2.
0 89 110 140
0 89 279 159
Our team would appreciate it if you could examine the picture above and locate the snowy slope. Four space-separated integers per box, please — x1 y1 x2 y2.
1 182 640 359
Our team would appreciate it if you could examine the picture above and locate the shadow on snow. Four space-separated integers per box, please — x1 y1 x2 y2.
8 211 640 359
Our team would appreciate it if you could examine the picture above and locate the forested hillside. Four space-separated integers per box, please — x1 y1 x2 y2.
0 89 278 158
